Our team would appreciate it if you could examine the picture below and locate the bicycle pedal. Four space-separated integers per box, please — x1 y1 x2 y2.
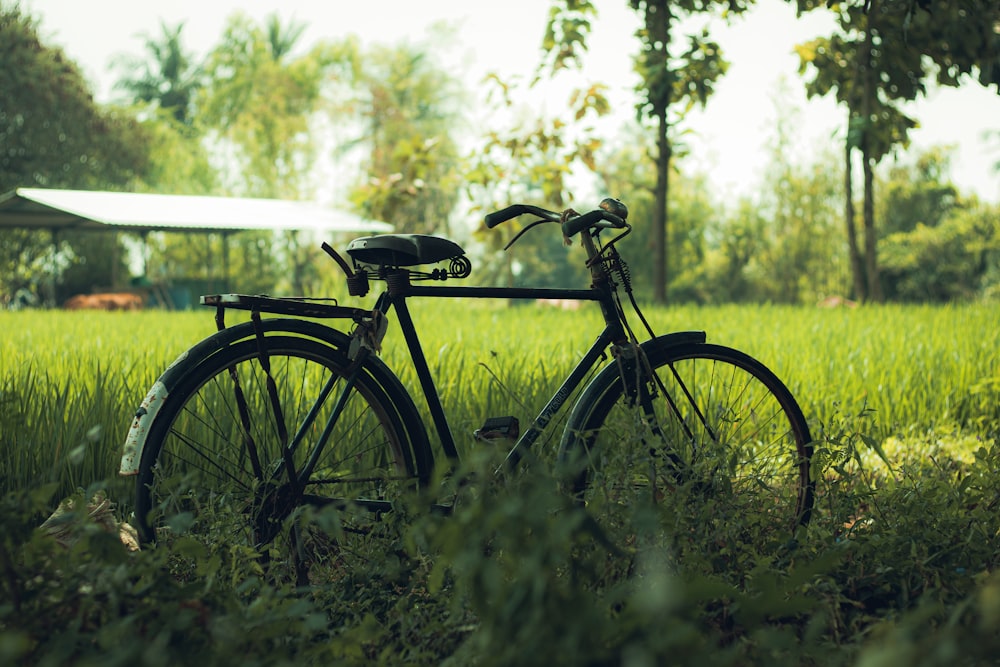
474 416 519 441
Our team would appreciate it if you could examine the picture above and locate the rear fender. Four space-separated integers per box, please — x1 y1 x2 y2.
120 319 361 475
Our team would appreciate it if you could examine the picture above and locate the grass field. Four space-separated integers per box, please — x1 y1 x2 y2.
2 301 999 665
1 301 997 498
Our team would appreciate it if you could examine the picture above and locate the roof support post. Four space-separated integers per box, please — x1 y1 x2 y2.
222 231 231 293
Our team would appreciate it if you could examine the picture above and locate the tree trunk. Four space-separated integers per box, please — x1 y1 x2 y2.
844 138 866 300
653 111 670 304
862 151 882 301
647 2 671 305
860 2 883 302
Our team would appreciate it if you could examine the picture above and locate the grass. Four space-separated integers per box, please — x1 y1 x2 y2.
1 301 996 499
0 301 998 665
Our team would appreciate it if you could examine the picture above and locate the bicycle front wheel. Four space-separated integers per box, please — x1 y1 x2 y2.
134 328 427 584
560 340 813 563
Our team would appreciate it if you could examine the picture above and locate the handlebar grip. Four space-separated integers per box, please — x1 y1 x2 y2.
561 209 625 238
484 204 530 228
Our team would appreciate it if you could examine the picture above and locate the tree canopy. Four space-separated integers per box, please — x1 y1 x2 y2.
0 4 153 301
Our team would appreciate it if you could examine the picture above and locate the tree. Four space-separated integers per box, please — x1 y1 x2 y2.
0 7 151 191
875 146 998 301
545 0 750 303
596 123 714 302
466 76 609 289
879 146 959 238
888 0 1000 90
754 95 845 304
112 21 202 125
197 13 357 294
796 2 918 301
346 41 464 236
880 203 1000 301
0 4 151 302
199 12 348 199
795 0 1000 302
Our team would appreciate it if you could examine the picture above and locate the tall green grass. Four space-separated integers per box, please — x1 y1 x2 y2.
1 302 997 498
0 310 218 498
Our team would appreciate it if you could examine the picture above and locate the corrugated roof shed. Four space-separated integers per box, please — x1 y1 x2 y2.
0 188 392 234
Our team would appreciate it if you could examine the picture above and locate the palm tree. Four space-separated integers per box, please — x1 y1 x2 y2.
264 14 306 62
113 21 202 125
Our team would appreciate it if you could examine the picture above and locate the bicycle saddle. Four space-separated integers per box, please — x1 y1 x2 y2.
346 234 465 267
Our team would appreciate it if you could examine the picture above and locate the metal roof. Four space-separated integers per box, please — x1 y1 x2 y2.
0 188 393 234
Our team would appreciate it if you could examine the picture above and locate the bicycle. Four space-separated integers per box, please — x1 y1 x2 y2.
119 198 815 583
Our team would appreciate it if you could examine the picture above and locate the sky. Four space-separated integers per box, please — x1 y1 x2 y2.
20 0 1000 204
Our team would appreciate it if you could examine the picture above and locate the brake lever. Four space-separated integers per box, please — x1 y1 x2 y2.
502 218 555 251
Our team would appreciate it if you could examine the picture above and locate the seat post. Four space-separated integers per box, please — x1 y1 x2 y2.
384 268 413 297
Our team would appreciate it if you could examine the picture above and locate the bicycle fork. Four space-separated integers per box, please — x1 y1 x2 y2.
614 341 719 489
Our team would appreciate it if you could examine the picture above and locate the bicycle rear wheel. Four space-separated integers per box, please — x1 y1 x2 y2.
560 340 813 564
134 328 427 584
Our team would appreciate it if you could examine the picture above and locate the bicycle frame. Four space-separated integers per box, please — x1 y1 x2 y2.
191 223 686 486
372 273 633 469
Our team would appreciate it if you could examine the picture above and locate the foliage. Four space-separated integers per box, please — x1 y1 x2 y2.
540 0 598 74
0 4 153 301
112 21 203 125
110 22 217 196
0 483 375 667
795 1 914 302
596 124 718 301
113 15 465 294
0 6 152 192
649 90 847 305
873 146 1000 302
671 198 766 303
869 0 1000 91
131 110 217 196
198 13 353 200
6 5 994 305
465 75 609 288
543 0 750 303
794 0 1000 302
740 95 845 304
2 418 1000 665
878 146 960 238
628 0 747 303
880 203 1000 302
193 13 361 295
792 1 1000 92
345 40 464 237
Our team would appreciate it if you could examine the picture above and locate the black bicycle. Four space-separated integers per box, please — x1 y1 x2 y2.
120 198 814 582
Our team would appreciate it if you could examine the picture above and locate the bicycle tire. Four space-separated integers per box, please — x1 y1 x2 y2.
559 339 814 562
133 321 430 583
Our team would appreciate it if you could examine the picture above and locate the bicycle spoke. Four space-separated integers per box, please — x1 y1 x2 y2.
562 341 812 565
136 331 420 585
162 426 255 492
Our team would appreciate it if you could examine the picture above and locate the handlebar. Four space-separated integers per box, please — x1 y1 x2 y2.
560 208 626 238
484 198 628 238
484 204 560 228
